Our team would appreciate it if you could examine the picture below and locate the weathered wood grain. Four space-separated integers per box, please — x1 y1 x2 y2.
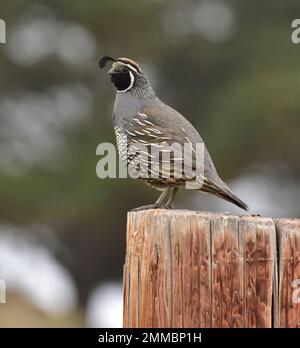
276 218 300 328
211 214 243 327
239 216 276 328
169 212 211 327
123 209 299 328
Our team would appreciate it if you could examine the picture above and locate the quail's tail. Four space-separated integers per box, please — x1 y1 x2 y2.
215 187 248 211
202 178 249 211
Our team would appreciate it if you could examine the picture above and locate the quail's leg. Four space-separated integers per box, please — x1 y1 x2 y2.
155 188 172 207
164 187 178 209
131 188 171 211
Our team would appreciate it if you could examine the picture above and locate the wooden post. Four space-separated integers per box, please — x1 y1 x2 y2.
123 210 300 328
276 218 300 327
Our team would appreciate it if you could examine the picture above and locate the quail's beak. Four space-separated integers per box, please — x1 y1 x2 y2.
107 68 117 75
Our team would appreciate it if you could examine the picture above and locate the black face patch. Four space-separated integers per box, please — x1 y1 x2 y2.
110 70 133 92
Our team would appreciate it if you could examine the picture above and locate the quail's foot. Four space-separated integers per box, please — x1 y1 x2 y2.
131 203 175 212
163 204 175 209
131 204 160 212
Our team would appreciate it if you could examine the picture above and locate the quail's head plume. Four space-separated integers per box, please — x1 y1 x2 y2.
99 56 248 211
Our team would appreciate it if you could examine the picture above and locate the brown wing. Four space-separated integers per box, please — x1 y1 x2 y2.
124 108 205 188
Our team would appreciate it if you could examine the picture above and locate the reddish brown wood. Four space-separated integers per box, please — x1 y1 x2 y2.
276 218 300 328
123 210 300 328
169 212 211 327
239 216 276 328
211 214 243 328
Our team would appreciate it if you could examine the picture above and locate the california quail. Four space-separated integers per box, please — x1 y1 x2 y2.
99 56 248 211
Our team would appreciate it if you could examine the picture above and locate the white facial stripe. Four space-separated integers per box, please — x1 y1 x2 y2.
117 70 135 93
118 62 139 74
